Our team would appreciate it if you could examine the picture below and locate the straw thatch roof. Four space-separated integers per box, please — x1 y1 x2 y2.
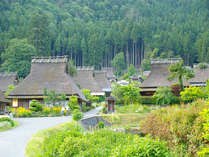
0 73 18 92
141 60 189 89
102 67 115 80
0 91 10 103
73 67 102 93
94 71 111 90
8 56 86 100
189 66 209 85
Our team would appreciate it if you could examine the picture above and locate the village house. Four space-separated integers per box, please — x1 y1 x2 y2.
189 64 209 86
140 59 189 96
94 70 111 91
0 90 10 114
73 67 105 95
8 56 86 108
0 73 18 93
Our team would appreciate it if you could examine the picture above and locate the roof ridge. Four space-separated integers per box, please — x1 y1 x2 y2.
32 56 68 63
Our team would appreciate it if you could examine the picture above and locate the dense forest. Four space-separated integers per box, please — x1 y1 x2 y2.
0 0 208 77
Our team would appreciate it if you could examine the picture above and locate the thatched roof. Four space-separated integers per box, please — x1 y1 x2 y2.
189 66 209 84
73 67 102 93
102 67 115 80
94 71 111 90
0 73 18 92
0 90 10 103
8 56 86 100
141 61 189 88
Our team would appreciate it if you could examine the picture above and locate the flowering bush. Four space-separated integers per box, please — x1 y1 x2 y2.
198 101 209 156
12 107 32 117
141 99 207 156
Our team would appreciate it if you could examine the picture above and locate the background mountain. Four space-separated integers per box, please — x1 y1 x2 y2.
0 0 208 77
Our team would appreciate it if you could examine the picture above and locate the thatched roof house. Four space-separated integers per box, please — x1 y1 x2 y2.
140 59 189 96
0 73 18 93
0 90 10 114
94 71 111 90
73 67 103 95
102 67 116 81
189 65 209 86
8 56 86 108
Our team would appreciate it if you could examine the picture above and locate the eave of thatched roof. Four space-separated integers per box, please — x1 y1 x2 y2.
0 73 18 92
8 56 86 101
73 68 102 93
0 91 10 103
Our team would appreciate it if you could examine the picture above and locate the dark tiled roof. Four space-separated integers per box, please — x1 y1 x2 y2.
8 56 86 101
0 73 18 92
189 66 209 83
0 90 10 103
141 62 189 88
94 71 111 90
73 68 102 93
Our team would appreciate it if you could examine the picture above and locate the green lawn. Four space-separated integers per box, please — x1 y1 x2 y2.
102 105 156 128
0 120 19 132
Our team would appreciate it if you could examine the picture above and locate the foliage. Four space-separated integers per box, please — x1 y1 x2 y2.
72 109 83 121
168 60 194 90
0 117 14 127
38 121 170 157
180 86 207 103
43 89 66 106
68 59 77 77
198 63 209 69
98 121 105 129
12 107 32 117
153 87 179 106
1 38 36 78
141 96 155 105
170 83 181 96
111 52 126 77
112 82 141 106
198 101 209 156
68 96 80 111
29 100 43 112
5 84 15 96
122 64 136 80
141 59 151 71
141 99 207 156
81 89 99 103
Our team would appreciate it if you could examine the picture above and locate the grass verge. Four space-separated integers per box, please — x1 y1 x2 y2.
0 121 19 132
25 121 77 157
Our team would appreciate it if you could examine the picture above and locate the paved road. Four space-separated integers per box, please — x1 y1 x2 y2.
0 107 102 157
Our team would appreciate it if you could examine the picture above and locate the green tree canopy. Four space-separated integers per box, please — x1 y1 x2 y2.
111 52 126 77
168 60 194 91
1 38 36 78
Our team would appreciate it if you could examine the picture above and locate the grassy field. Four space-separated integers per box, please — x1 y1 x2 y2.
102 105 156 129
26 121 78 157
0 120 19 132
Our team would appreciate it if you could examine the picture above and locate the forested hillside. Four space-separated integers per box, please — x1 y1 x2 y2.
0 0 208 77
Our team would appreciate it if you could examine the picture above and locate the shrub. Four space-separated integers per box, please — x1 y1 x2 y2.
153 87 178 106
180 86 207 103
68 96 80 111
171 83 181 96
98 121 105 129
141 96 155 105
0 117 14 127
12 107 32 117
29 100 43 112
198 101 209 156
72 110 83 121
141 99 207 156
40 126 170 157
